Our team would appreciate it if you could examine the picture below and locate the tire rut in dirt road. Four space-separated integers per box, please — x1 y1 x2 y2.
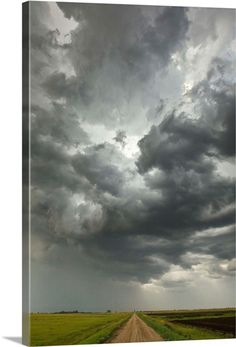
109 314 163 343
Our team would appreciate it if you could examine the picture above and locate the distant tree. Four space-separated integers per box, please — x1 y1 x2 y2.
107 309 111 313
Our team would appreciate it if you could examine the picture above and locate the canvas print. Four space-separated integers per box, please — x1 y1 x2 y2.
22 1 236 346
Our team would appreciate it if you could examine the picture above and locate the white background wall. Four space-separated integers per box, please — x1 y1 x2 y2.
0 0 235 346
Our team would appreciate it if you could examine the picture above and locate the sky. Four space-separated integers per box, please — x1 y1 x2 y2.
28 1 236 312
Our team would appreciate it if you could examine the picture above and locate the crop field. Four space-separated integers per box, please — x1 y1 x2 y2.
139 308 235 341
171 316 235 335
30 312 131 346
30 308 235 345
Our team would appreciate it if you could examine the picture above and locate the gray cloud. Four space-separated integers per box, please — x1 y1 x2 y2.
45 3 190 134
72 143 125 196
113 130 127 147
57 3 189 76
29 2 235 311
137 86 235 174
32 103 90 147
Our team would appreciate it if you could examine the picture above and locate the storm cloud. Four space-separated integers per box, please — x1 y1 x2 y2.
28 2 235 312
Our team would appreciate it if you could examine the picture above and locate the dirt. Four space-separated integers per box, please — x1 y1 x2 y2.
109 314 163 343
172 316 236 336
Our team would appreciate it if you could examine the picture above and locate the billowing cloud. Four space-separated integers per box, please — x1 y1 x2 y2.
28 2 235 312
57 3 189 75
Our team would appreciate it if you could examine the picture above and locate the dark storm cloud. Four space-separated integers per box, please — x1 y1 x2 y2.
68 162 234 282
30 102 92 194
30 2 53 51
29 2 235 303
144 170 234 232
146 99 165 123
136 114 213 173
30 2 71 80
42 72 92 104
52 2 190 124
31 138 79 192
32 103 90 147
190 84 235 158
30 103 235 284
202 205 235 230
137 85 235 174
57 3 189 76
142 7 189 60
70 81 235 282
191 226 235 261
134 81 235 247
72 143 125 196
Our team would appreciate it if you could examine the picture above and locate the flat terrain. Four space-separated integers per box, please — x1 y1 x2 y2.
141 308 236 341
30 308 235 345
172 316 235 335
110 314 163 343
30 312 131 346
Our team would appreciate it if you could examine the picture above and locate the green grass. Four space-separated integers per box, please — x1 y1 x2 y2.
144 308 235 318
138 313 183 340
138 310 234 341
30 309 235 345
30 312 131 346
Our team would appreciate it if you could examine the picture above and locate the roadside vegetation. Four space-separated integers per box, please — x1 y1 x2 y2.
30 308 235 345
138 308 235 341
30 312 131 346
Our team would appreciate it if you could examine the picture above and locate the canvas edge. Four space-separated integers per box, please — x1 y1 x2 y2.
22 1 30 346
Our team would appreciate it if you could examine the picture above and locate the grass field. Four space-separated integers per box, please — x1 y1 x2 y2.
139 308 236 341
30 308 235 345
30 312 131 346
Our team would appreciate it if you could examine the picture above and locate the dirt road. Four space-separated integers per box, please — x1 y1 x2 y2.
110 314 163 343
